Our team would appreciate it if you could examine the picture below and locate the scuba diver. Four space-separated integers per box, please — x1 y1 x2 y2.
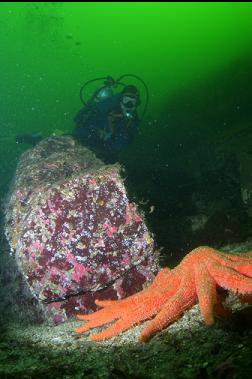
73 74 148 162
16 74 149 163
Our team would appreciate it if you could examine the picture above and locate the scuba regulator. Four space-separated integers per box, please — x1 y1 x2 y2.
79 74 149 121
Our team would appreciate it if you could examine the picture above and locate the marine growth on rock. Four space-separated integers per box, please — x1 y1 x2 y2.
4 136 159 324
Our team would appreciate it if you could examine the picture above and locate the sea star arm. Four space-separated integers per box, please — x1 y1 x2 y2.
208 261 252 294
194 261 218 325
140 269 196 342
77 267 173 322
194 261 230 324
75 267 180 338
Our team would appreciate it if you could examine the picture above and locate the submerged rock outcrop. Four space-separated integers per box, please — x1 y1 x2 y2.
4 136 159 324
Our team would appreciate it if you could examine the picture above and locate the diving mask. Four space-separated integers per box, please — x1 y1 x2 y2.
120 95 137 118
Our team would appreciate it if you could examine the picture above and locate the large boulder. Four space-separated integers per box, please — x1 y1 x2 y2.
4 136 159 324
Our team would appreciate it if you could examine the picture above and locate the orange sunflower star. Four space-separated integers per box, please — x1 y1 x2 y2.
75 246 252 342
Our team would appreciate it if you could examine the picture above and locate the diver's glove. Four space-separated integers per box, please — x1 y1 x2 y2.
15 133 43 145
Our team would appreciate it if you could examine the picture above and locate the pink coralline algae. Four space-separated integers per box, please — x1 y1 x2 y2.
5 136 159 324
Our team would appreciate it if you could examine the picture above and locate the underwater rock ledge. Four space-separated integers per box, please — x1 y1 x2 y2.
4 136 159 324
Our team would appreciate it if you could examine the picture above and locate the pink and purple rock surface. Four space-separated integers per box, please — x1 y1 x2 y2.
5 136 159 323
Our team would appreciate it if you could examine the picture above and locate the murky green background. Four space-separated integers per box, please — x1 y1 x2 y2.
1 2 252 259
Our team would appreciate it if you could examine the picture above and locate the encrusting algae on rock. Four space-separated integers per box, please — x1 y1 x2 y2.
4 136 159 324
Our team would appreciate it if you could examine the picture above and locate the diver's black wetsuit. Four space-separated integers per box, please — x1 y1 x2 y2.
73 93 139 162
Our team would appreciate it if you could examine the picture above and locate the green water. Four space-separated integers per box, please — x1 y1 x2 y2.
1 2 252 135
1 2 252 258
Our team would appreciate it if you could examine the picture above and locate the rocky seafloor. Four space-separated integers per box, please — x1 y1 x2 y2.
1 242 252 379
1 301 252 379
